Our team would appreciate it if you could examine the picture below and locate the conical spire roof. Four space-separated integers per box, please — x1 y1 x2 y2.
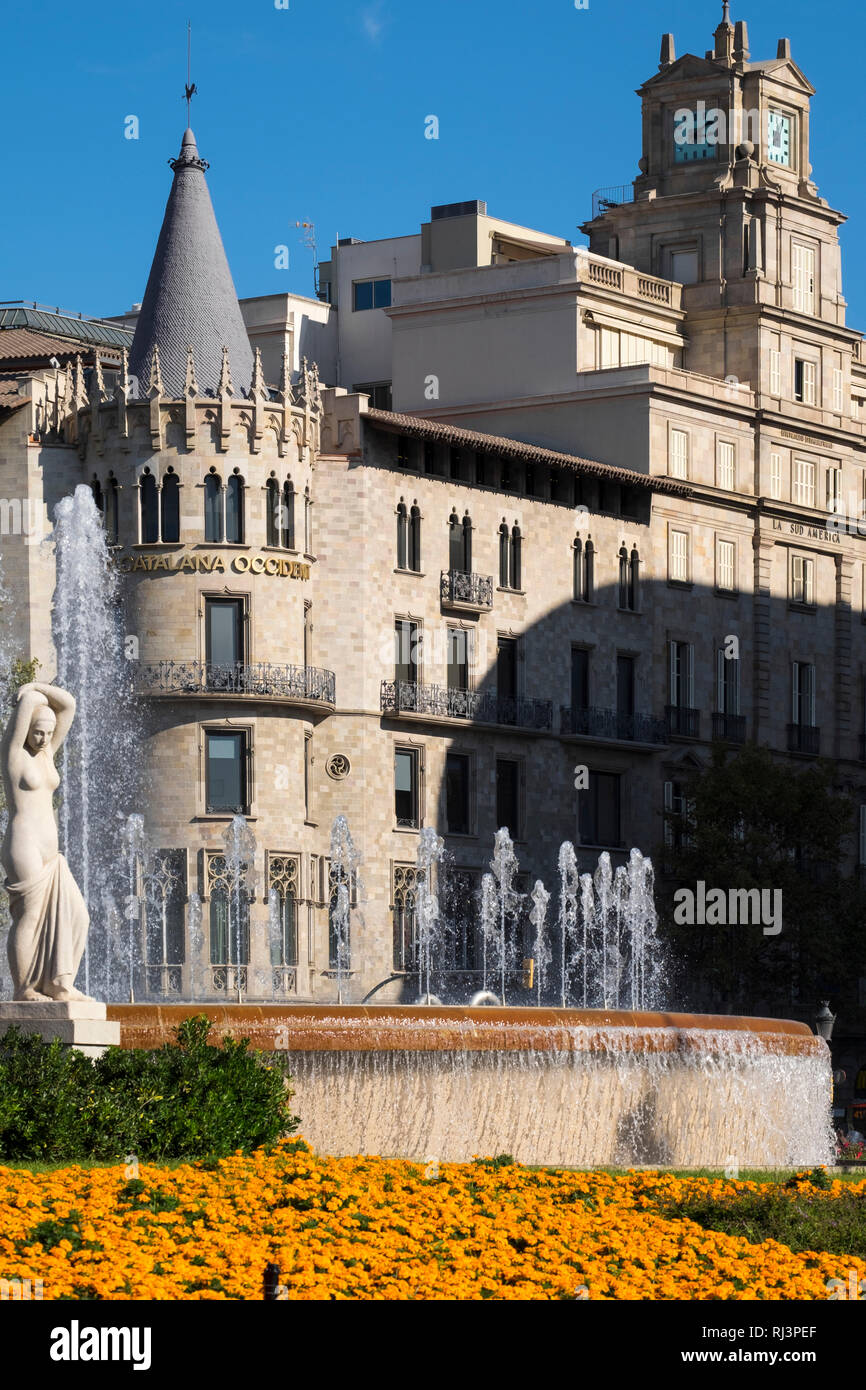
129 128 253 399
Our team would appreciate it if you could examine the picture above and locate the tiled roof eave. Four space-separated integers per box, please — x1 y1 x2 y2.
364 408 692 497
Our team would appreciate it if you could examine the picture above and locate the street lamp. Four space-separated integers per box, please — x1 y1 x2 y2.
815 1000 836 1041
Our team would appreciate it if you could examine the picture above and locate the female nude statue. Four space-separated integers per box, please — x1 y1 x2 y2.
1 682 90 1002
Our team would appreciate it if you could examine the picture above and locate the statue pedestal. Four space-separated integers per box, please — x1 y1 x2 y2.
0 1001 120 1059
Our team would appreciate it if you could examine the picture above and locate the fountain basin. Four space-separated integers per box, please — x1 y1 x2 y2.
107 1005 832 1169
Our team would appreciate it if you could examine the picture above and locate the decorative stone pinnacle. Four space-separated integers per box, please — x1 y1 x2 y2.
217 345 234 398
278 350 291 404
72 354 87 411
148 343 165 399
250 347 267 401
184 344 200 397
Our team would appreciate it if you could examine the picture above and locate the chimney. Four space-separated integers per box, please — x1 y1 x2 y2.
733 20 750 63
659 33 676 69
777 38 791 59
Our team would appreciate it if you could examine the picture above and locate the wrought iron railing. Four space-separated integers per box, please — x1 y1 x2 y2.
712 712 747 743
560 706 667 744
591 184 635 219
135 661 335 704
666 705 701 739
381 680 553 731
272 967 297 996
440 570 494 608
787 723 820 755
144 964 183 997
211 966 248 995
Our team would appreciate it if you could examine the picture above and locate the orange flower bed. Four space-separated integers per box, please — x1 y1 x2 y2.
0 1143 863 1301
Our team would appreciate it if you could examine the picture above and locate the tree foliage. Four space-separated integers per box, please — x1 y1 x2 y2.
659 742 865 1020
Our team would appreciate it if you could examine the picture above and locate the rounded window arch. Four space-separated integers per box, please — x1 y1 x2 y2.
584 536 595 602
449 509 463 573
498 521 510 588
226 470 244 545
281 479 295 549
409 503 421 572
397 500 409 570
304 485 313 554
204 470 223 543
139 467 159 545
266 476 279 547
90 474 103 514
510 524 522 591
104 474 119 546
573 535 584 602
618 545 630 609
161 468 180 544
629 546 640 611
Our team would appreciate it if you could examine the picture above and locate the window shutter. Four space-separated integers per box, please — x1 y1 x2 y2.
806 664 816 725
792 662 800 724
770 349 781 396
686 644 694 707
717 441 735 490
770 452 782 499
860 806 866 867
670 429 688 479
834 368 844 413
669 641 677 704
716 648 725 713
803 360 816 405
664 781 674 848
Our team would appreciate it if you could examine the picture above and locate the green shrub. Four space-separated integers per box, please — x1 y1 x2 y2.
0 1015 299 1162
0 1028 96 1160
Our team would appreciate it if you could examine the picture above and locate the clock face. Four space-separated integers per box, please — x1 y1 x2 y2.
673 109 718 163
767 110 791 166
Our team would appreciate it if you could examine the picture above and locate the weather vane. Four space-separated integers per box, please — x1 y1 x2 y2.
184 21 197 124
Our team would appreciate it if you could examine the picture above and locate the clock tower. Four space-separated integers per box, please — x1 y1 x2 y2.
581 6 851 391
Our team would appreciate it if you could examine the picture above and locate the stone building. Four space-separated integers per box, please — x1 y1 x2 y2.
1 8 865 1009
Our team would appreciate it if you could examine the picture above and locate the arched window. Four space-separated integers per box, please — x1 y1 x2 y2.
462 513 473 572
397 502 408 570
204 472 223 543
573 537 584 601
104 475 119 546
90 475 103 514
139 469 159 545
584 538 594 602
409 505 421 572
449 511 463 572
226 472 244 544
304 487 312 554
499 522 510 588
161 470 180 543
266 477 279 547
510 525 522 591
629 547 640 611
282 481 295 549
618 546 630 609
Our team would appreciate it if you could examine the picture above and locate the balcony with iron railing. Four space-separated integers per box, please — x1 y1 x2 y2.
440 570 494 611
381 680 553 732
135 661 336 708
560 706 667 746
666 705 701 740
711 712 747 744
787 723 821 756
591 185 636 220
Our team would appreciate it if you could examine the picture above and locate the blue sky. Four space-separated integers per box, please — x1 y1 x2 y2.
3 0 866 323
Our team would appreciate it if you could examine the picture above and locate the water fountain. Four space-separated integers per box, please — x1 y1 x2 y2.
52 484 142 1000
529 881 551 1008
107 816 835 1167
329 816 362 1005
223 816 257 1004
415 828 445 1005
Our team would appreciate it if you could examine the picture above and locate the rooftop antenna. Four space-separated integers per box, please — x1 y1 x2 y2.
184 21 197 125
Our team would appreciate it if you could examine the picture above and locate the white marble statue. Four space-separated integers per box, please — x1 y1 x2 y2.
1 682 90 1002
